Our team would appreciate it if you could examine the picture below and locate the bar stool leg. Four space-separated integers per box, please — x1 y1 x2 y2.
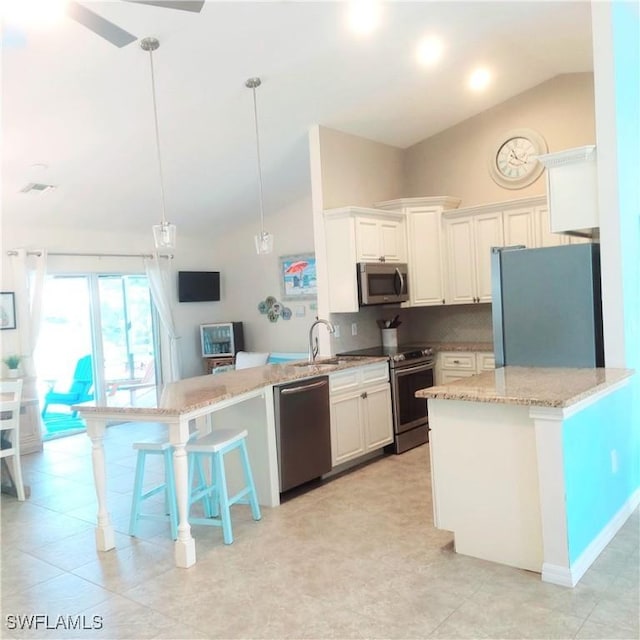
215 452 234 544
129 450 148 537
239 440 262 521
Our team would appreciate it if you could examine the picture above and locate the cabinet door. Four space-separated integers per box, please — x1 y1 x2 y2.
534 206 569 247
503 207 535 248
355 218 382 262
363 385 393 451
379 219 406 262
474 212 504 303
407 207 445 306
444 216 476 304
330 393 365 466
476 352 495 372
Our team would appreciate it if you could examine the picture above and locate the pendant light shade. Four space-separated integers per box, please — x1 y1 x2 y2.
142 37 176 250
246 77 273 255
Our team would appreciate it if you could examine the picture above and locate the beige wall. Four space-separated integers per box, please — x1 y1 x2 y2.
318 126 405 209
403 73 595 207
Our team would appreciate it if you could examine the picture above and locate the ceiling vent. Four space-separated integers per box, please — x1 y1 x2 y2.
20 182 57 194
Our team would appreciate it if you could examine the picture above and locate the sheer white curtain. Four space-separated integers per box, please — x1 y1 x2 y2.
144 255 181 382
10 249 48 377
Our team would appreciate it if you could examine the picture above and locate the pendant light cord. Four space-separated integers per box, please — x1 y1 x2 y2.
147 46 168 226
250 84 266 231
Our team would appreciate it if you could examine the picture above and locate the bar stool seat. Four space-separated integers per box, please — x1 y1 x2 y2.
187 428 261 544
129 438 178 540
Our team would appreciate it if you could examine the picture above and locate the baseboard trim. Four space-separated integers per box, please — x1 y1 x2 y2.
542 487 640 587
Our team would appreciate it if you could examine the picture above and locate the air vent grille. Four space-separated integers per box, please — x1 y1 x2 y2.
20 182 56 194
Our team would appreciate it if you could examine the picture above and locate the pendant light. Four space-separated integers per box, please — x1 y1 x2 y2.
141 37 176 250
246 77 274 255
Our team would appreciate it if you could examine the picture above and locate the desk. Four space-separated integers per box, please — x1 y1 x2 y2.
76 357 384 569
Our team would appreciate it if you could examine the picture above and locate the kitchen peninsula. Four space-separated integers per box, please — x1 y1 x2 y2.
77 356 385 569
417 366 636 587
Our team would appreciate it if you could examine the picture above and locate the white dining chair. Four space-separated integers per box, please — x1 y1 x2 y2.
234 351 270 370
0 379 26 501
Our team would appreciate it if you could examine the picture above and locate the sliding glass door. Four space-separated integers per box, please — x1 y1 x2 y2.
36 273 159 436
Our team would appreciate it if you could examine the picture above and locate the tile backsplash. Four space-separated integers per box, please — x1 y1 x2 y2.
330 303 493 352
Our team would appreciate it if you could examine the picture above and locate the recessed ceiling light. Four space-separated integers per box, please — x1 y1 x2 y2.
416 36 444 66
468 67 492 91
346 1 383 36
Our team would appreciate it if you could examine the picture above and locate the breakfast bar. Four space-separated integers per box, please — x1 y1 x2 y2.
77 356 383 569
417 366 636 587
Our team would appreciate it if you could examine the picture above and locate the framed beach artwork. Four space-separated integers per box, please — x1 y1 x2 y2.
0 292 16 330
279 254 317 300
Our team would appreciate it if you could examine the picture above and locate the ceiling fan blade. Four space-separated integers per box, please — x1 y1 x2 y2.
123 1 205 12
67 1 137 48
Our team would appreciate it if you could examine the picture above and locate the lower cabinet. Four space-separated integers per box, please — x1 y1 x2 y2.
329 362 393 467
436 351 495 385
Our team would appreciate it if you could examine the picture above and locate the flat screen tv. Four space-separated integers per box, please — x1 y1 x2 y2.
178 271 220 302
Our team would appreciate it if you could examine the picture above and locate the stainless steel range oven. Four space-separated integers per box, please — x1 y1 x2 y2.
337 345 435 454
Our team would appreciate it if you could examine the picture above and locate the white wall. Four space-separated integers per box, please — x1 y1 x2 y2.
0 191 315 379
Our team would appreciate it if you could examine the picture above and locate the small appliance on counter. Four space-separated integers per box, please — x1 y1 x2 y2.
337 344 435 453
200 322 244 358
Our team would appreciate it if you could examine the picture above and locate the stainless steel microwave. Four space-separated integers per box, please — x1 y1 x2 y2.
357 262 409 306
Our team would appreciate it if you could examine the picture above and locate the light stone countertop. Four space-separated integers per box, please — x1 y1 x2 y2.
76 356 387 417
416 366 634 408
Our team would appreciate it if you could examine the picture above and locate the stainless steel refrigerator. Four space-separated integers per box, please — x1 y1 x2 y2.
491 243 604 368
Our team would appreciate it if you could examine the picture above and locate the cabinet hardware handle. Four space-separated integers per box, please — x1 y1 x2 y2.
361 391 368 399
442 299 445 304
379 256 386 262
453 360 460 364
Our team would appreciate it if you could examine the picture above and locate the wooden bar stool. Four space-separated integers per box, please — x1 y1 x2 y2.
129 439 179 540
187 428 261 544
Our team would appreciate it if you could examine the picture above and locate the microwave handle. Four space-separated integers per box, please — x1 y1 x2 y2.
394 268 405 295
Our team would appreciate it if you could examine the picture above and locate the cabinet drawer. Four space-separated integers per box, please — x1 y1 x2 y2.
360 362 389 386
477 353 495 371
330 369 360 393
439 370 477 384
440 353 476 370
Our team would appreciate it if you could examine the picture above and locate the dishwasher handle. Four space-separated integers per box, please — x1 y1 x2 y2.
280 379 328 395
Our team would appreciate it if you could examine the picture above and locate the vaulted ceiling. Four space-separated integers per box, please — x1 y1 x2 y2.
1 1 593 237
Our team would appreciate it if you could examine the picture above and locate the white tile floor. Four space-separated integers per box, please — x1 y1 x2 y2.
1 422 638 639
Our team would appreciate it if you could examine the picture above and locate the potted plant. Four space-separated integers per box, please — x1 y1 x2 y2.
3 355 21 378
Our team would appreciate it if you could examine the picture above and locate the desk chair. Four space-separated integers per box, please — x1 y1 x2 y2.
0 379 25 501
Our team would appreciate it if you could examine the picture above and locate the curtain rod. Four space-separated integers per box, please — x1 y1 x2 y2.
7 250 173 259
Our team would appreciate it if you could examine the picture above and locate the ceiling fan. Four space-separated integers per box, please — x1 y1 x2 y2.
67 0 205 47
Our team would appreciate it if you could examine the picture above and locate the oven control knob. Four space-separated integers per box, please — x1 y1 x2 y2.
394 354 405 362
423 348 434 357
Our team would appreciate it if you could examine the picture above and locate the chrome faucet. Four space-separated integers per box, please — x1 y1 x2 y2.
308 318 335 363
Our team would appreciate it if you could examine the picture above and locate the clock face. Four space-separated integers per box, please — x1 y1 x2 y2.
488 129 548 189
496 137 537 179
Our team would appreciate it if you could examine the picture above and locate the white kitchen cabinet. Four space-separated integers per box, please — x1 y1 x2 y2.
436 351 495 385
324 206 407 312
444 211 503 304
534 205 569 248
503 207 536 248
374 196 461 307
329 362 393 467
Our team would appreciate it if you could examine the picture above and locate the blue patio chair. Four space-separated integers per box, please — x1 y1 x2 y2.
41 355 94 418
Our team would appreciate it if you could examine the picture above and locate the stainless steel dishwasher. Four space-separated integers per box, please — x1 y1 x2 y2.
274 376 331 493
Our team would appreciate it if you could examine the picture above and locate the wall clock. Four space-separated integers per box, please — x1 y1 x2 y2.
488 128 548 189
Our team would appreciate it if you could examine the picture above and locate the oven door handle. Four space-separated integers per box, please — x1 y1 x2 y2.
394 362 435 375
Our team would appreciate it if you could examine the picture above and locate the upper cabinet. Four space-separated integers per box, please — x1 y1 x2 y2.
324 206 407 312
374 196 461 307
443 196 568 305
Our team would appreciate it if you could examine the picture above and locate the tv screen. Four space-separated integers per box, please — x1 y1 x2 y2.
178 271 220 302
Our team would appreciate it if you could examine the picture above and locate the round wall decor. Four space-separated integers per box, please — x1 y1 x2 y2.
488 128 548 189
